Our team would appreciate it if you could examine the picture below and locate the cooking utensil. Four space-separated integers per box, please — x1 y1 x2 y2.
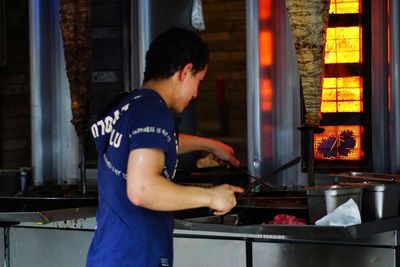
234 166 277 189
236 157 301 198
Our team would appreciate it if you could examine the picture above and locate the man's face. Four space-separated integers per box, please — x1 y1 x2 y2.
173 67 207 113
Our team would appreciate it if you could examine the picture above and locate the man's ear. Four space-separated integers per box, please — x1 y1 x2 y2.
179 63 193 81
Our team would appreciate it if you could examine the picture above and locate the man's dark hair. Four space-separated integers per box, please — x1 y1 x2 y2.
143 27 209 83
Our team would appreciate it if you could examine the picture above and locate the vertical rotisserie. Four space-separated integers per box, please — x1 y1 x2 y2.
285 0 330 127
60 0 92 136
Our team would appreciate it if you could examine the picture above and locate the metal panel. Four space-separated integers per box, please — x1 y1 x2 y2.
133 0 198 137
0 228 4 266
29 0 80 184
371 0 390 172
246 0 262 177
174 237 246 267
253 241 396 267
389 0 400 173
10 227 93 267
133 0 195 88
246 0 304 186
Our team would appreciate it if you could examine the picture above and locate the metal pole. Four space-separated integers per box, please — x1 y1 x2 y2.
3 227 10 267
307 128 315 186
246 0 262 178
79 137 87 195
389 0 400 173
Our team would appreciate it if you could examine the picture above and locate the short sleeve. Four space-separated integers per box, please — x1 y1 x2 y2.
128 106 175 153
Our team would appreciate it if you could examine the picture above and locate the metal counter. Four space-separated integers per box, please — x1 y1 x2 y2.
1 206 399 267
173 216 400 267
175 215 400 242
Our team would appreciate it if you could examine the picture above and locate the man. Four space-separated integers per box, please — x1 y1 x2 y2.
86 27 243 267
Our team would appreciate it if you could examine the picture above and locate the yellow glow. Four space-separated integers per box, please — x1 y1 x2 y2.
329 0 360 14
325 27 361 64
321 76 363 113
338 101 362 112
314 125 363 161
259 31 272 66
317 0 363 162
337 88 361 100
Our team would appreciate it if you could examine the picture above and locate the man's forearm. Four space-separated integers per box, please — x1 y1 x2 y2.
127 174 213 211
178 133 214 154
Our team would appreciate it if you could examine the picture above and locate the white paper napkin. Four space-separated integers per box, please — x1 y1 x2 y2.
316 198 362 226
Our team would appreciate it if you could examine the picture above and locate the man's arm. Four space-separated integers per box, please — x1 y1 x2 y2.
178 133 240 166
126 148 243 215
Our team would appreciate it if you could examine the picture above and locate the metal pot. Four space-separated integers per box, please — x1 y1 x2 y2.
339 182 400 222
306 185 362 224
0 168 32 194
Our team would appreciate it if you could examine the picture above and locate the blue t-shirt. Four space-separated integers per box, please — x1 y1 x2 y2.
86 89 178 267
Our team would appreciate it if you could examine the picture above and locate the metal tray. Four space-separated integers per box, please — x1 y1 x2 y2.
237 191 308 210
0 196 98 223
0 206 97 224
329 172 400 183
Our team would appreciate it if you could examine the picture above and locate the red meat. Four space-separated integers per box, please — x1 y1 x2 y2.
265 214 306 225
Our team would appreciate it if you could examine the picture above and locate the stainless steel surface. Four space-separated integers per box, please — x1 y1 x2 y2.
252 241 396 267
371 0 390 172
4 221 398 267
184 214 240 226
176 216 400 242
389 0 400 173
0 206 97 224
306 185 362 224
363 183 400 221
0 194 97 223
340 182 400 221
330 171 400 183
79 138 87 195
134 0 196 89
29 0 80 185
246 0 304 187
174 238 246 267
134 0 150 88
3 227 9 267
174 224 400 267
10 227 93 267
237 191 308 210
246 0 262 179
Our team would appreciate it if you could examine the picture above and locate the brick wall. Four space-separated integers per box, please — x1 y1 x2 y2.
0 0 31 169
197 0 247 163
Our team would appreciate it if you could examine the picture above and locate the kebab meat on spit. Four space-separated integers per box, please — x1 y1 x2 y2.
60 0 92 137
285 0 330 127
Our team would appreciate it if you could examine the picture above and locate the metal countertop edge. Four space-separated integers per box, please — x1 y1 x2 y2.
174 217 400 242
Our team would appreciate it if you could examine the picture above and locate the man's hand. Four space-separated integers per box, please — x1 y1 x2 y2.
209 140 240 167
178 134 240 167
208 184 244 216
